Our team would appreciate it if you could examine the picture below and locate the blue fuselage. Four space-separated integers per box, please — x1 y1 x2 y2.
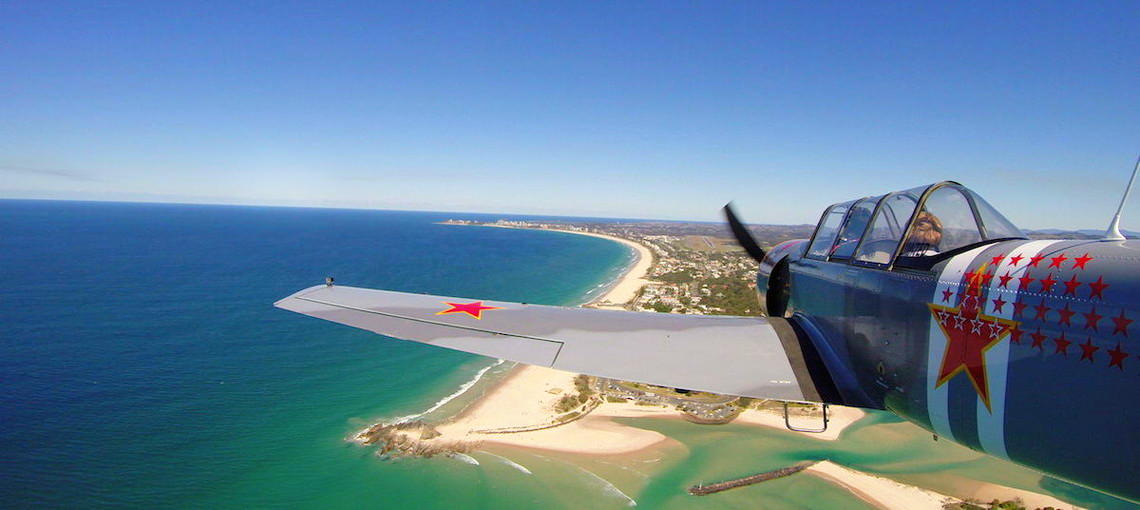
782 238 1140 502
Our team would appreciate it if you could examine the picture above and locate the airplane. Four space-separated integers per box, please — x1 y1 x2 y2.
275 175 1140 503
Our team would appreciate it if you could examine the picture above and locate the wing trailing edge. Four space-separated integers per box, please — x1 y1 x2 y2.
275 284 824 402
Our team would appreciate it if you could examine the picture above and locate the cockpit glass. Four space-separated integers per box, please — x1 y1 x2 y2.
900 186 982 259
829 197 879 260
971 191 1024 239
854 192 919 265
806 202 850 259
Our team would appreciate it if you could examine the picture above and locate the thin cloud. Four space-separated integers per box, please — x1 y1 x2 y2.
0 165 104 182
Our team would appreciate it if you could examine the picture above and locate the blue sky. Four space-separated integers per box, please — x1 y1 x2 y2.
2 2 1137 229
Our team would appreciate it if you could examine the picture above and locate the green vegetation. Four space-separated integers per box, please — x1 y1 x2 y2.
657 269 694 284
943 499 1027 510
605 395 627 403
555 394 579 413
703 277 761 316
573 374 593 396
650 301 673 313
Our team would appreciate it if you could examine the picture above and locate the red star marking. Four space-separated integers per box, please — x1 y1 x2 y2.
1111 309 1132 337
1008 254 1024 266
1048 253 1068 268
998 271 1014 288
1030 328 1048 351
1034 300 1051 321
1039 273 1057 293
1107 343 1129 370
991 254 1005 266
1029 255 1045 267
941 288 954 303
927 264 1016 412
1054 332 1072 356
435 301 503 320
1072 253 1093 270
1088 276 1109 300
1009 323 1024 344
1083 307 1103 332
1012 300 1028 317
1079 337 1099 362
991 297 1007 313
1058 303 1076 327
980 271 994 286
1017 271 1035 290
1062 275 1082 296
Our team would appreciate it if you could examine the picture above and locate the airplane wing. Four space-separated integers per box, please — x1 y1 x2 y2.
275 284 826 402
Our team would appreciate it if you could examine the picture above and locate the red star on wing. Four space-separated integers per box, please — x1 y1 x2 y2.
1008 254 1024 266
1062 275 1082 296
1034 300 1051 321
1048 253 1068 268
1039 273 1057 293
1053 332 1072 357
941 288 954 303
1088 276 1109 300
1030 328 1047 351
1028 255 1045 267
1079 337 1099 362
1071 253 1093 270
1057 303 1076 327
991 254 1005 266
1107 343 1129 370
1111 309 1132 337
436 301 503 320
1083 307 1103 332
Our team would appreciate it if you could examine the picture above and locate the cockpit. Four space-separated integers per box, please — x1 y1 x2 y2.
804 182 1026 270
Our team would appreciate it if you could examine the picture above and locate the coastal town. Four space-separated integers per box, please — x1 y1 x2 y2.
441 218 810 315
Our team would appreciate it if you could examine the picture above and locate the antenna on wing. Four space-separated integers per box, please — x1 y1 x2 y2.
1103 154 1140 241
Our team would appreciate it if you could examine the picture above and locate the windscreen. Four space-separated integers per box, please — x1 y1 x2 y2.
806 203 850 259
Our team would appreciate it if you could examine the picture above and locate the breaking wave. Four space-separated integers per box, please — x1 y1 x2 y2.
389 359 506 424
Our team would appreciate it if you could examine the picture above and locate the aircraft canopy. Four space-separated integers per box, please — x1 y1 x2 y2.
806 182 1026 269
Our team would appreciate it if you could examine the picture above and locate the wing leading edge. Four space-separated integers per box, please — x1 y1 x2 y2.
275 284 818 401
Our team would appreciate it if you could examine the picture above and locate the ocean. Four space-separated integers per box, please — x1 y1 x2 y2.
0 200 1131 509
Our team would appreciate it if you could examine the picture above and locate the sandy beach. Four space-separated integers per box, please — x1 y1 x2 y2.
805 461 961 509
734 405 865 441
545 229 655 307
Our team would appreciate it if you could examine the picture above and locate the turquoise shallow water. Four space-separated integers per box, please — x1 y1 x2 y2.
0 199 1132 509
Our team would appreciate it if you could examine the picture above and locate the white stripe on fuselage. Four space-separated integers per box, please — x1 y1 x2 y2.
928 245 991 442
976 240 1060 459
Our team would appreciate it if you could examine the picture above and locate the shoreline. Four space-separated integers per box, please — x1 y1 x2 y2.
478 224 655 308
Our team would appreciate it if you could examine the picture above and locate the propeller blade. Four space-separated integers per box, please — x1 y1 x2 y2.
723 202 766 263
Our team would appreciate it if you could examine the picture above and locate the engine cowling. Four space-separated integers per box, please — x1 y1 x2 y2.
755 239 807 318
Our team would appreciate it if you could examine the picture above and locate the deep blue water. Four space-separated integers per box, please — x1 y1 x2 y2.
0 200 629 507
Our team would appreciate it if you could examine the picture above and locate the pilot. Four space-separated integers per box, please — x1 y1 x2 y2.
901 211 942 257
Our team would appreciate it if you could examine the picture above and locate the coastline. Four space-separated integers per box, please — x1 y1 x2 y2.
480 224 655 308
365 223 1080 509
